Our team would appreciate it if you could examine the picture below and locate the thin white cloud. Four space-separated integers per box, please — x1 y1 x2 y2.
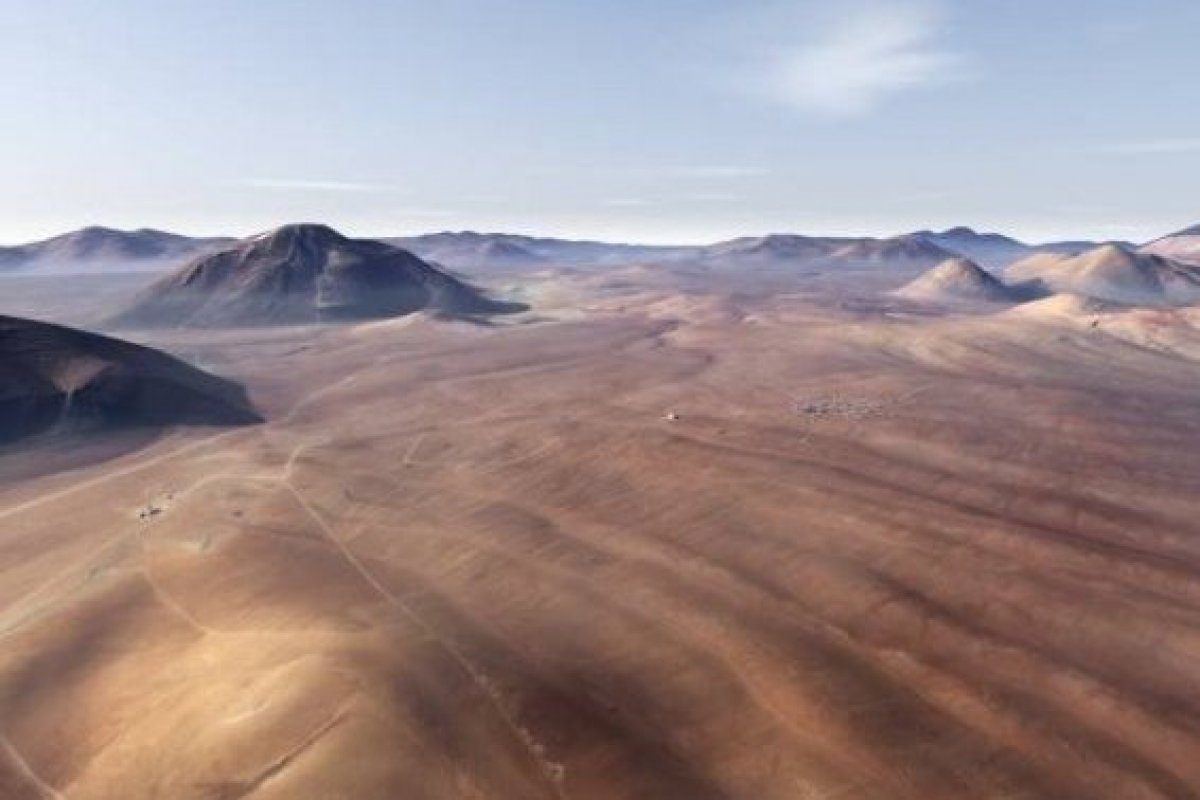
675 166 767 179
682 192 746 203
459 194 510 203
231 178 397 192
1098 138 1200 155
764 2 967 117
902 190 954 202
601 198 649 208
1086 17 1151 47
391 207 456 218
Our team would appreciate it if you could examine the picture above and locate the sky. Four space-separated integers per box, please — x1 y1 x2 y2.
2 0 1198 245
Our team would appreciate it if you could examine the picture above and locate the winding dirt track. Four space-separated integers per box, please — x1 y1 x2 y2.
3 289 1200 799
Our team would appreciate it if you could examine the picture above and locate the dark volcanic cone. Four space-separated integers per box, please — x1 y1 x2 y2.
0 315 260 444
111 224 525 328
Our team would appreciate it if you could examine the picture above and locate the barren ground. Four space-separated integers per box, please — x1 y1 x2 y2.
3 270 1200 799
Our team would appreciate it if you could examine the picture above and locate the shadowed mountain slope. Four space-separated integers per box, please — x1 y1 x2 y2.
0 315 260 444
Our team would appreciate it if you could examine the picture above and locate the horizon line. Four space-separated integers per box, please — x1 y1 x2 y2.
0 218 1184 250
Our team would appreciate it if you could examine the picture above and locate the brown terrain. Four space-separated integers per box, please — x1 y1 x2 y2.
3 255 1200 799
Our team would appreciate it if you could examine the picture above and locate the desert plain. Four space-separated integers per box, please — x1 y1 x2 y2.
3 257 1200 800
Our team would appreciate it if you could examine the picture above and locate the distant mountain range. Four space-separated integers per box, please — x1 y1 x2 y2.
687 233 958 270
0 227 232 274
390 227 1119 272
395 230 962 271
387 231 689 270
1140 224 1200 266
111 224 525 328
910 227 1108 270
1 222 1190 278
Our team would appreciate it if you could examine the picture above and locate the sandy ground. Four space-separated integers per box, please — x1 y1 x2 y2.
3 269 1200 798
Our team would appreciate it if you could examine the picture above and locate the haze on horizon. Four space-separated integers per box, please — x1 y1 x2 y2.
2 0 1198 245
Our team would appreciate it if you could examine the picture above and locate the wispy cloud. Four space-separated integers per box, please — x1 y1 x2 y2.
675 166 767 179
601 198 649 208
762 1 968 117
231 178 397 192
682 192 746 203
459 194 510 203
902 190 954 202
1086 17 1152 47
391 207 456 219
1097 138 1200 155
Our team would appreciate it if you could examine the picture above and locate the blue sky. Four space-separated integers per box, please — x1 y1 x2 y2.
2 0 1198 244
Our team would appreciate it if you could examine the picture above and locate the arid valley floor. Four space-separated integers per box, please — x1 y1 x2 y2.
4 262 1200 799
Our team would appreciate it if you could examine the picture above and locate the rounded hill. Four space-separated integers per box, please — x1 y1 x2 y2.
111 224 526 328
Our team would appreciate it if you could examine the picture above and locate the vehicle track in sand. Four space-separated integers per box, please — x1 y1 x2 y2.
1 732 66 800
279 476 571 800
